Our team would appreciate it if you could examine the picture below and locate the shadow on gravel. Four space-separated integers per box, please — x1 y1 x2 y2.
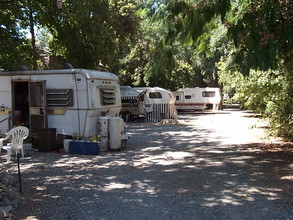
122 122 293 219
1 120 292 219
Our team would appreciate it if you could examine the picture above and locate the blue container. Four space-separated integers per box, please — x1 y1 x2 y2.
69 141 100 155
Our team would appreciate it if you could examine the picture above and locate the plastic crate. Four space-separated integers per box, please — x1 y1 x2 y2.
69 141 100 155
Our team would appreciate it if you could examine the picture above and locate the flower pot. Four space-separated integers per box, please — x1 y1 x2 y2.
58 148 65 154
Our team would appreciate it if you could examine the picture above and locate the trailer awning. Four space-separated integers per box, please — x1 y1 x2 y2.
120 87 146 100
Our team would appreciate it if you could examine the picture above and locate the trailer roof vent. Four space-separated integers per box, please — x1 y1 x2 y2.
19 65 28 71
64 63 74 69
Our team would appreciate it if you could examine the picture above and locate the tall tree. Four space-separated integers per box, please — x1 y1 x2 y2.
30 0 140 72
0 0 34 70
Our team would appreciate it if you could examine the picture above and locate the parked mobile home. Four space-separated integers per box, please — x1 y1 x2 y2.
120 86 177 122
172 87 221 111
0 68 121 139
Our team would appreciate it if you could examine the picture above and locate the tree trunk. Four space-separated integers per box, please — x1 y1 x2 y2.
28 4 38 70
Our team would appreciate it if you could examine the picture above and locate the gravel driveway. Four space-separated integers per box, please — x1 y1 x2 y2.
2 110 293 220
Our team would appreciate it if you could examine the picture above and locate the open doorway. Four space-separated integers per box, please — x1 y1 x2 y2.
12 82 29 127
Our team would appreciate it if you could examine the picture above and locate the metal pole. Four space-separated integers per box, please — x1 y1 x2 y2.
8 112 12 130
17 153 22 193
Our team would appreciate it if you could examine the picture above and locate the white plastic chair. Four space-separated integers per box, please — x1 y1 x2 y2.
0 126 29 162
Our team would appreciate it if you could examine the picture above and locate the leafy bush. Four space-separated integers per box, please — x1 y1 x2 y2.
265 61 293 141
232 65 293 141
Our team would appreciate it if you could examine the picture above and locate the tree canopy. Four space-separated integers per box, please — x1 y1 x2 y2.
154 0 293 73
0 0 141 71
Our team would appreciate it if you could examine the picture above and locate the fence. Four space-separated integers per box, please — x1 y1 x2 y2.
146 103 177 122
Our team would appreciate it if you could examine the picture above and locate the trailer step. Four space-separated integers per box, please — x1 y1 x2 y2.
121 134 131 148
121 134 131 140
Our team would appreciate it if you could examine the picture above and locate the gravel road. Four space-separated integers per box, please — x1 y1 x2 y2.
2 110 293 220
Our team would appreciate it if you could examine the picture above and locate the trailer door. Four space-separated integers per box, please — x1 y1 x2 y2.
29 81 47 133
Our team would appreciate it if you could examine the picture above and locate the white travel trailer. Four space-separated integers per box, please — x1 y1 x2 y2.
0 68 121 138
172 87 221 111
120 86 177 122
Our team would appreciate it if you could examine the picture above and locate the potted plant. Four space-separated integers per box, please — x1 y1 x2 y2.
90 133 100 143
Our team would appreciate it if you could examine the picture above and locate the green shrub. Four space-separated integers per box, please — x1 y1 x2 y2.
233 63 293 141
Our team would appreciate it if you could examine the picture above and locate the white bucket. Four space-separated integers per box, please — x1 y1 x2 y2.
63 139 72 153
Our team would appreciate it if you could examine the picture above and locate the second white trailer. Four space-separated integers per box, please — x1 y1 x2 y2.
120 86 177 122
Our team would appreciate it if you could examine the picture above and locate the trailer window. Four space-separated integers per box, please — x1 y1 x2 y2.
176 96 179 101
185 95 192 99
149 92 162 99
46 89 73 107
202 91 215 97
100 88 116 105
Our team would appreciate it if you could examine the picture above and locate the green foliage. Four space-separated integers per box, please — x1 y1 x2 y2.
0 0 141 71
119 4 222 89
158 0 292 140
267 60 293 141
224 66 293 141
217 58 243 98
160 0 230 43
34 0 130 70
158 0 293 74
223 0 293 74
218 54 292 141
233 70 277 112
0 1 35 70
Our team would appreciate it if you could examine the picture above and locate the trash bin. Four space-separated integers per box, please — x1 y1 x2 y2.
97 117 109 151
108 117 121 150
37 128 57 152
